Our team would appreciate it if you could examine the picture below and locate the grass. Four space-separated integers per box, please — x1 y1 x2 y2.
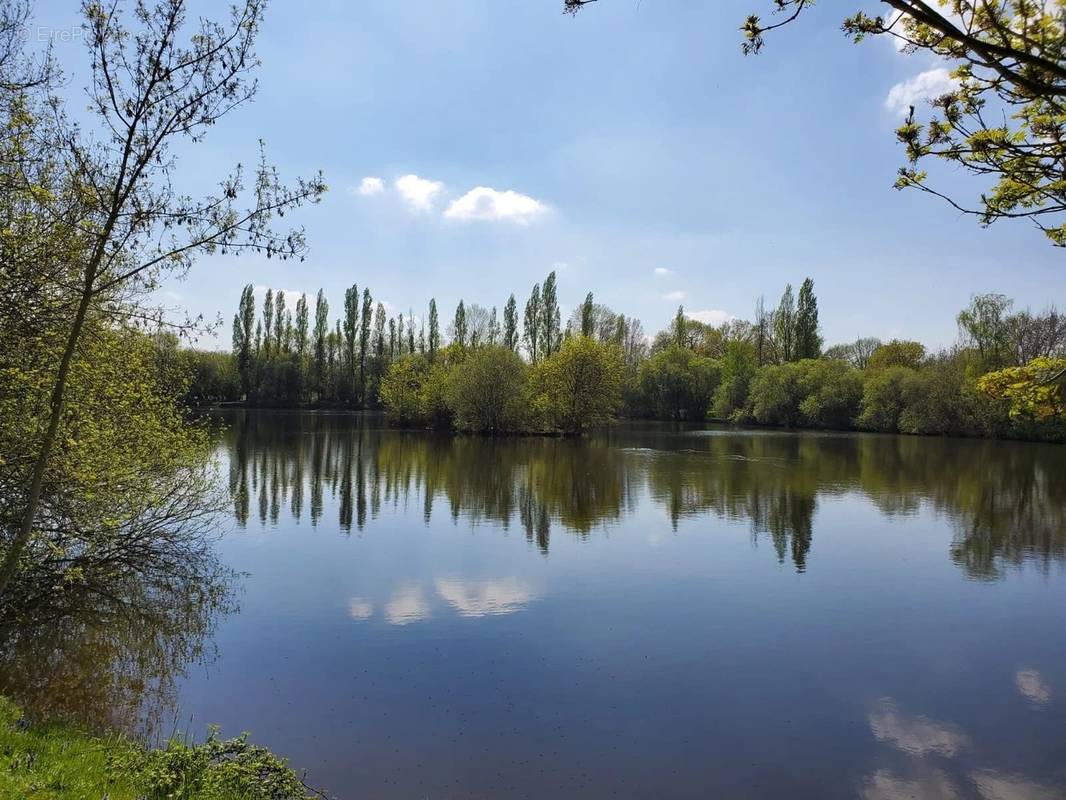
0 697 322 799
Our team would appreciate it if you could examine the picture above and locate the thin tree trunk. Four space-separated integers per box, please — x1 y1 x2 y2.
0 278 94 597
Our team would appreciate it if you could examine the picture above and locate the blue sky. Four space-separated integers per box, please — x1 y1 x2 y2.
31 0 1065 350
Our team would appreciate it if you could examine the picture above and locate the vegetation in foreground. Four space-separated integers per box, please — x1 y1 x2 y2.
0 698 319 800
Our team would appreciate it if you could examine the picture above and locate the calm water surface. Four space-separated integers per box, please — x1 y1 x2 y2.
17 411 1066 798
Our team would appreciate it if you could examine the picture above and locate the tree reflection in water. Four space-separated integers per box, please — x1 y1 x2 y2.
0 472 237 739
223 412 1066 580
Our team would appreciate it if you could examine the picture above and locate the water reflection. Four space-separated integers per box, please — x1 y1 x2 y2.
1015 669 1052 706
862 768 960 800
863 681 1066 800
868 698 970 758
0 545 235 737
221 412 1066 579
344 577 534 627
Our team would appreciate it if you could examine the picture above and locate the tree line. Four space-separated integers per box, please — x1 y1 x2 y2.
182 278 1066 439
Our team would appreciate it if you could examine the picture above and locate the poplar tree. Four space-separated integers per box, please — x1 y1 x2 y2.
580 292 595 337
233 284 256 399
524 283 542 363
753 295 769 367
273 290 286 352
673 305 687 348
313 289 329 399
294 294 310 360
453 300 468 348
428 299 440 358
540 271 561 358
373 303 386 360
343 285 360 391
262 288 274 356
794 278 822 360
503 294 519 351
358 289 373 402
774 284 795 363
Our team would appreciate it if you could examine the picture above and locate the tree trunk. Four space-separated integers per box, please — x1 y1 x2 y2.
0 280 94 598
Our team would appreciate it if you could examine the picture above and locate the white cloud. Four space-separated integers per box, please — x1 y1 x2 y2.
884 68 958 115
654 267 674 276
436 578 533 617
661 290 686 302
395 174 443 211
384 585 431 625
444 186 547 224
687 309 734 326
883 8 909 52
350 176 384 196
869 698 969 757
1015 669 1051 705
252 285 311 304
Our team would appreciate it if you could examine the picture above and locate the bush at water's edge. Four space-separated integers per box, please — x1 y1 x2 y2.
0 697 324 800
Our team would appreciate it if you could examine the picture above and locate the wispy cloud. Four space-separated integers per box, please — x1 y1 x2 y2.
395 174 444 211
444 186 546 224
661 290 686 302
252 285 311 303
687 309 733 326
884 68 957 115
349 176 384 196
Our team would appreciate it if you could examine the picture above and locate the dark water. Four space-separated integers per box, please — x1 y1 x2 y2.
12 411 1066 798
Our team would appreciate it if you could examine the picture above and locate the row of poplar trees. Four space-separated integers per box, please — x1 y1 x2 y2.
231 271 568 406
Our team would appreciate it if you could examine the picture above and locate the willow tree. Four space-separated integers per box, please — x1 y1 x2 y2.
0 0 325 596
565 0 1066 246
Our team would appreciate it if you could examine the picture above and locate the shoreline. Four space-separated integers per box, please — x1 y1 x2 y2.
194 405 1065 445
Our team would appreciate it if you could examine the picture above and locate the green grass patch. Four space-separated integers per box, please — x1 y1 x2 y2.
0 697 321 799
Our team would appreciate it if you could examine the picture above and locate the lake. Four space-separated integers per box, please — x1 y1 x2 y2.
10 410 1066 799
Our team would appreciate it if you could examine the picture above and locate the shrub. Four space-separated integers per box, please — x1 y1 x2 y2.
795 359 863 428
379 354 430 426
711 341 755 421
897 356 1006 437
858 366 915 432
445 346 529 433
868 339 926 371
635 345 721 420
747 360 861 429
747 364 801 426
534 337 626 433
